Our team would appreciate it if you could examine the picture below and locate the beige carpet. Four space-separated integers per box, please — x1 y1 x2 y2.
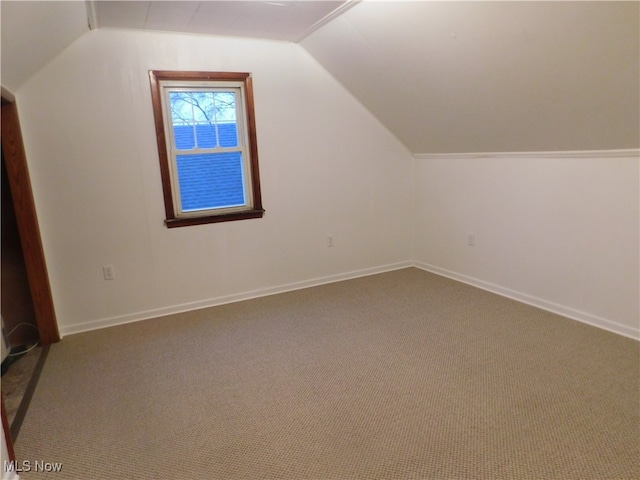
14 268 640 479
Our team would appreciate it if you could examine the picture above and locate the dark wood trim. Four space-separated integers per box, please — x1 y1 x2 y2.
148 70 264 228
1 396 15 462
149 71 252 82
148 70 176 220
165 208 265 228
1 102 60 345
244 75 263 214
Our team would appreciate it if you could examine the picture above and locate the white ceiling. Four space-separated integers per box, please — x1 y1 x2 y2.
302 1 640 153
90 1 356 43
0 0 355 97
1 1 638 154
1 1 89 94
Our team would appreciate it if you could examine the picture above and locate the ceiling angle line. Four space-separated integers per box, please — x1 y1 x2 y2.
294 0 361 43
85 0 98 30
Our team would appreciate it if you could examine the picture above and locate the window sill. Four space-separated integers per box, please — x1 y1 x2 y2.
165 209 264 228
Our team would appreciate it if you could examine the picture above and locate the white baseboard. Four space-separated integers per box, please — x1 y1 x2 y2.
60 259 638 341
414 261 639 341
59 261 413 336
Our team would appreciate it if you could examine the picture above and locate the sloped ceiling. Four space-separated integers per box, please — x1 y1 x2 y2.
0 0 355 92
91 1 356 42
1 1 638 154
0 1 89 94
301 1 640 154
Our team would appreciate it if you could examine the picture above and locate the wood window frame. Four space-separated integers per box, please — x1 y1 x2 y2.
149 71 264 228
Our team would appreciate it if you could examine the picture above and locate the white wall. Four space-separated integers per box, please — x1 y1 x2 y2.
15 29 414 335
10 28 639 341
413 151 639 338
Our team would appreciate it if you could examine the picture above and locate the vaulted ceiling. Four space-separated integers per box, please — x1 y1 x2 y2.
302 1 640 153
90 1 356 42
1 1 638 154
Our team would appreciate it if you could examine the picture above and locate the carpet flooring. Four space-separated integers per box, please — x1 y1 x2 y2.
13 268 640 479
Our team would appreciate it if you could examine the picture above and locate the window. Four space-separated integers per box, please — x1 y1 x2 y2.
149 71 264 227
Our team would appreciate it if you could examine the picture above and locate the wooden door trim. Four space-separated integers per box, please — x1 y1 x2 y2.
1 396 15 462
1 101 60 344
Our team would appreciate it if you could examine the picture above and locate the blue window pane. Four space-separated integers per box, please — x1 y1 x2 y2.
176 152 245 211
218 123 238 147
174 123 237 149
173 125 195 150
195 124 217 148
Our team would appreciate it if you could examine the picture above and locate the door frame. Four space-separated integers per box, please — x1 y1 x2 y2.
1 97 60 345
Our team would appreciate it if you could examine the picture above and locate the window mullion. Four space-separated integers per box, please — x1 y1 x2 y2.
174 146 243 155
190 102 198 149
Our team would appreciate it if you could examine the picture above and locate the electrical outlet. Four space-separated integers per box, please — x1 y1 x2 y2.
103 265 115 280
467 234 475 247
